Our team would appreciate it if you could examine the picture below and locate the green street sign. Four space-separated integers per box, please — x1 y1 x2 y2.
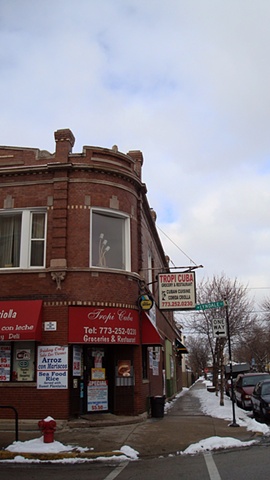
195 301 224 311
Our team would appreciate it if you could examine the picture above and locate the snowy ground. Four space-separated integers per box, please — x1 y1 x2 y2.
2 378 268 463
167 379 269 455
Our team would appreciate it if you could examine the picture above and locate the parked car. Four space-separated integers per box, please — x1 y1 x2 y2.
225 378 235 398
251 379 270 420
234 373 270 409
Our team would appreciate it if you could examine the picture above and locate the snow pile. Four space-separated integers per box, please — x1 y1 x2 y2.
3 437 139 464
6 437 74 454
183 436 255 455
120 445 139 459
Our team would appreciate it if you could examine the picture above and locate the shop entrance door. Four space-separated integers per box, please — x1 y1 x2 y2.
83 346 114 413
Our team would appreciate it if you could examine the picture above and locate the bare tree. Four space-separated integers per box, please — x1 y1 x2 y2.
180 273 255 405
185 335 210 379
234 321 270 371
235 296 270 371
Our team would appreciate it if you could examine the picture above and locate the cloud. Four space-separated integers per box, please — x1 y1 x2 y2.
1 0 270 310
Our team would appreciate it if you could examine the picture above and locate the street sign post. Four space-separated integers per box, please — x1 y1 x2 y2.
212 318 227 338
196 297 239 427
195 300 224 311
224 299 239 427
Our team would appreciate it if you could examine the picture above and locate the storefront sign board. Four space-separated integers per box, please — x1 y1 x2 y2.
0 300 42 341
69 307 140 344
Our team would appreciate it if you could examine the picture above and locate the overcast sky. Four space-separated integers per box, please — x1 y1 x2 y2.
1 0 270 312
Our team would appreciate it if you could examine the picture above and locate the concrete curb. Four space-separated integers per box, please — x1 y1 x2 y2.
0 449 125 461
0 412 148 432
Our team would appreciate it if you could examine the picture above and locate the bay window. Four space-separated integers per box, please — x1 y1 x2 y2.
91 209 130 271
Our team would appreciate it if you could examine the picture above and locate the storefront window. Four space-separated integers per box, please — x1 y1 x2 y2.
0 210 46 268
91 209 130 270
0 342 36 382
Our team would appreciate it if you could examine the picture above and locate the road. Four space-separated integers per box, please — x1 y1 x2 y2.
1 441 270 480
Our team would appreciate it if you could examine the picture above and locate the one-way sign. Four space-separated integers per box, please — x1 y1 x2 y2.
212 318 227 338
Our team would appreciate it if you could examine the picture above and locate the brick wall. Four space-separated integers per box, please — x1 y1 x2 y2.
0 129 183 419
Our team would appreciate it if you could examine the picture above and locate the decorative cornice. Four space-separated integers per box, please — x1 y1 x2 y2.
44 300 138 309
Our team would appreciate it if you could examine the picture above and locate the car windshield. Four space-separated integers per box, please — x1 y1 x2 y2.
261 384 270 395
242 375 270 386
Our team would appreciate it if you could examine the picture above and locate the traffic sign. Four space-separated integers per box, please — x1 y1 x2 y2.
195 301 224 311
212 318 227 338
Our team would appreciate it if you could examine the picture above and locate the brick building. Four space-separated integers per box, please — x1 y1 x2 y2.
0 129 186 420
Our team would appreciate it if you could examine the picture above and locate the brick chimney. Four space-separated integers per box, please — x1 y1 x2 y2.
128 150 144 180
54 129 75 162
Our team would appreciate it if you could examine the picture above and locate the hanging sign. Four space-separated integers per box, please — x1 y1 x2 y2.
158 272 196 310
138 294 154 311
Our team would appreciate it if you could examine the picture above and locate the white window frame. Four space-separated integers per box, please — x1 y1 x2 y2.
0 208 47 269
90 208 131 271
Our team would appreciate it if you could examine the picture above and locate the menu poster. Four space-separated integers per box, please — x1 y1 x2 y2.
117 360 131 377
73 345 83 377
37 346 68 389
0 345 11 381
87 380 108 412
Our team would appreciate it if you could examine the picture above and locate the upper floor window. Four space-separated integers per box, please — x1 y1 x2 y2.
91 209 130 271
0 210 46 269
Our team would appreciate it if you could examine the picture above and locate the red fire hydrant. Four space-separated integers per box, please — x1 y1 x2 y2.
38 416 56 443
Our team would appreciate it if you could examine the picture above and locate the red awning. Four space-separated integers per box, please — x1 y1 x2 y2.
0 300 43 342
141 313 163 345
69 306 140 344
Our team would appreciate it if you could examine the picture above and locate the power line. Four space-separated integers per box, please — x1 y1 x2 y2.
156 224 198 266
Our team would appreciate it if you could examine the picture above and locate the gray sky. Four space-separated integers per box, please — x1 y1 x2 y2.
1 0 270 312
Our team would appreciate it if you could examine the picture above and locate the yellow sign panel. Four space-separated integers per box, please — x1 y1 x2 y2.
91 368 106 380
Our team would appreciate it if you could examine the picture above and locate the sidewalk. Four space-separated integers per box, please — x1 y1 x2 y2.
0 381 259 460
